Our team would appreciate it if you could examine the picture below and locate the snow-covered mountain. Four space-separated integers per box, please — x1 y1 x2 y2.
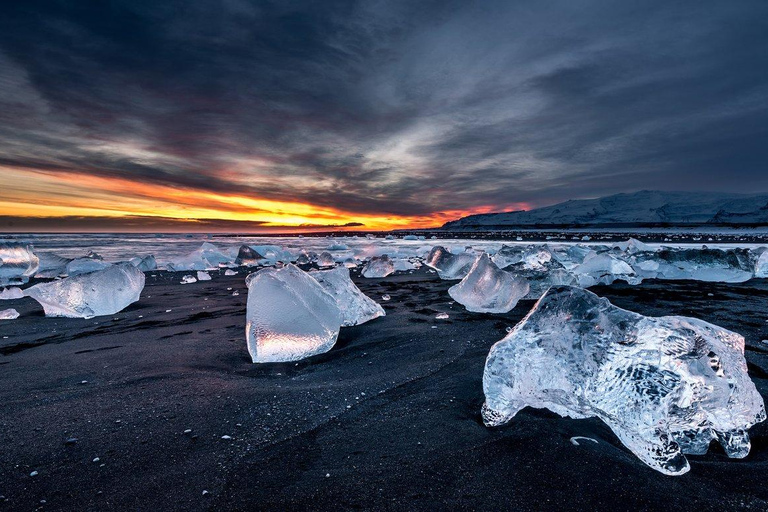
442 191 768 229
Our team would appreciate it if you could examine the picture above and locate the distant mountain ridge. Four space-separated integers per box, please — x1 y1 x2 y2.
442 191 768 229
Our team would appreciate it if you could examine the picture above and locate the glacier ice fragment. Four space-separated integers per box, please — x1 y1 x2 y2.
246 264 343 363
361 255 395 278
448 254 530 313
0 242 40 286
24 263 145 319
0 308 20 320
310 267 384 326
482 286 765 475
425 246 478 280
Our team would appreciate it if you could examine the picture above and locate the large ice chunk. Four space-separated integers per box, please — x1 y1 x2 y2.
310 267 385 326
246 264 343 363
35 252 71 279
482 286 765 475
361 255 395 278
448 254 530 313
66 255 112 276
130 255 157 272
24 263 145 319
425 246 478 280
168 242 231 271
0 242 39 286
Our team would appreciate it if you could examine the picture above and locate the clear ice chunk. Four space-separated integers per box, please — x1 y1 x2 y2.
572 252 639 286
482 286 766 475
246 264 343 363
425 246 478 280
316 251 336 268
448 254 529 313
361 255 395 278
130 255 157 272
35 252 71 279
235 245 264 266
0 308 20 320
0 242 40 286
310 267 385 326
632 248 755 283
24 263 145 319
169 242 232 271
196 271 212 281
66 257 112 276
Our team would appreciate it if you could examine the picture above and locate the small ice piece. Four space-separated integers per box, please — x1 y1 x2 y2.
343 258 358 268
24 263 145 319
381 294 391 301
448 254 529 313
402 235 418 240
246 264 343 363
570 436 598 446
0 287 24 300
235 245 264 266
0 242 40 286
197 271 212 281
425 246 478 280
181 275 197 284
326 243 349 251
310 267 384 326
130 255 157 272
482 286 766 475
0 308 20 320
316 252 336 268
361 255 395 278
435 312 449 320
224 269 238 276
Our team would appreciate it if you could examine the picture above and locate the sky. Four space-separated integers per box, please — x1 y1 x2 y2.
1 0 767 232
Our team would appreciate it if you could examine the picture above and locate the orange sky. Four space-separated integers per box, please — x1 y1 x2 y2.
0 166 529 232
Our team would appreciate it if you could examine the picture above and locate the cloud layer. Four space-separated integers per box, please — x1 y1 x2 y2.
1 0 767 229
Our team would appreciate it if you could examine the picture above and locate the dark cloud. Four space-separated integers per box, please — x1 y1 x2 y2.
0 0 767 220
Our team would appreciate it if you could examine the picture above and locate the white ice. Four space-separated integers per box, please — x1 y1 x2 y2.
0 308 20 320
0 242 40 286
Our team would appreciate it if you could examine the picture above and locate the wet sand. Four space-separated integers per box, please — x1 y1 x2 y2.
2 268 768 511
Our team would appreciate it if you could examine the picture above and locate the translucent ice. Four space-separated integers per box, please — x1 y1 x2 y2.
0 242 39 286
0 308 20 320
169 242 231 271
197 271 212 281
130 255 157 272
24 263 145 319
425 246 478 280
449 254 529 313
66 256 112 276
633 248 754 283
310 267 385 326
316 251 336 268
756 248 768 278
572 252 639 286
235 245 264 266
35 252 71 279
181 275 197 284
361 255 395 278
482 286 765 475
246 264 343 363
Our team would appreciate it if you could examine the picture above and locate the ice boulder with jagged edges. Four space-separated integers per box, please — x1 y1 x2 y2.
0 242 40 286
310 267 385 326
24 263 145 319
482 286 765 475
246 264 343 363
0 287 24 300
168 242 231 271
425 246 478 280
66 255 112 276
361 255 395 278
449 254 530 313
35 252 71 279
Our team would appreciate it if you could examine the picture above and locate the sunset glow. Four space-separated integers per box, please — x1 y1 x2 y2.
0 165 528 232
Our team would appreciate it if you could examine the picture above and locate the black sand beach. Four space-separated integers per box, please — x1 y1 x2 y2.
2 269 768 511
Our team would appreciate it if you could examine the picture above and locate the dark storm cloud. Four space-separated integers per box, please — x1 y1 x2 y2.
0 0 766 218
